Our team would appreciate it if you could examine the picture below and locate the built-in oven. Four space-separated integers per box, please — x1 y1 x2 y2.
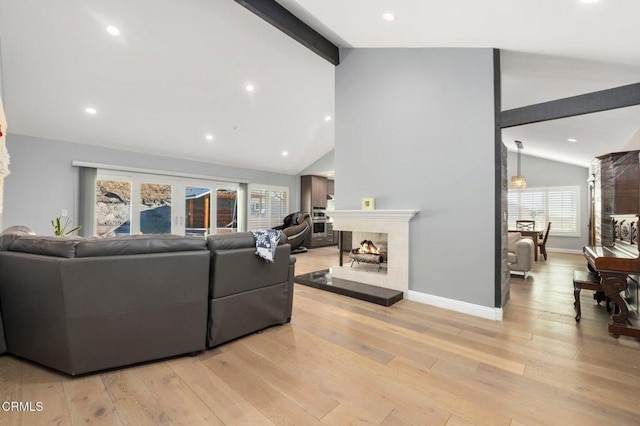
312 221 326 236
311 207 326 236
311 207 326 222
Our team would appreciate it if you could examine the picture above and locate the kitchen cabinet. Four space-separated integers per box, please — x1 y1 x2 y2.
300 175 333 248
339 231 352 251
327 179 335 196
312 235 327 247
300 175 328 211
326 222 335 245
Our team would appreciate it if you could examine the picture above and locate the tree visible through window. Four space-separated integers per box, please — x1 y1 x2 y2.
508 186 579 236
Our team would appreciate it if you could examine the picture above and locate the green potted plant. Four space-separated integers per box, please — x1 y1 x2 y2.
51 216 82 236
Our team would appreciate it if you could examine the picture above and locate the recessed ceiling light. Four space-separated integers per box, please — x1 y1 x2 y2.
85 107 97 115
106 25 120 36
567 138 578 142
205 134 214 141
382 12 395 21
282 151 288 156
245 84 255 92
324 115 331 122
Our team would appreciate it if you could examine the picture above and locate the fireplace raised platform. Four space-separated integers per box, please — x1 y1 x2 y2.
295 269 403 307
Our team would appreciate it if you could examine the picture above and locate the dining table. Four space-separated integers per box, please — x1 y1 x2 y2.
508 229 544 261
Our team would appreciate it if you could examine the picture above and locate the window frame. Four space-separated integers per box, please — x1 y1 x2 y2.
247 184 290 231
508 185 580 237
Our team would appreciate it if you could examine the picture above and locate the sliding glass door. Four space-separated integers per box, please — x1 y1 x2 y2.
96 171 238 237
96 177 132 236
139 182 173 234
215 185 238 234
183 183 238 236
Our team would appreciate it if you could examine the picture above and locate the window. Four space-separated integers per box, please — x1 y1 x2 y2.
508 186 580 237
96 178 132 236
248 184 289 230
95 170 239 237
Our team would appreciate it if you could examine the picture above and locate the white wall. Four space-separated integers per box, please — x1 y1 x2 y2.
506 151 590 252
623 128 640 150
298 149 334 176
3 133 298 235
335 48 498 308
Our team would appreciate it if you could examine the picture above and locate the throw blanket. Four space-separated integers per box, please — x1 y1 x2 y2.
251 229 281 263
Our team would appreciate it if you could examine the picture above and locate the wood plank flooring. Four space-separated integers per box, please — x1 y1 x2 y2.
1 247 639 425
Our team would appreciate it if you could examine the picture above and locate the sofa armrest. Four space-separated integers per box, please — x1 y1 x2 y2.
513 238 535 271
286 255 296 321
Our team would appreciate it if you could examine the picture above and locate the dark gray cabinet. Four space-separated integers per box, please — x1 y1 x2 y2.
300 175 327 213
326 223 334 245
300 175 328 212
300 175 336 248
327 179 335 196
339 231 352 251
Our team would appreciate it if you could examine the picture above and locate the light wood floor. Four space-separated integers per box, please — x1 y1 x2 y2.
2 247 640 425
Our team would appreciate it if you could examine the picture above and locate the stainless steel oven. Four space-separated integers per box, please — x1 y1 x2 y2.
312 221 326 236
311 207 326 222
311 207 326 236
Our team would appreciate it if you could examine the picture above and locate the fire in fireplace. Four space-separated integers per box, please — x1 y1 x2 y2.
349 240 386 271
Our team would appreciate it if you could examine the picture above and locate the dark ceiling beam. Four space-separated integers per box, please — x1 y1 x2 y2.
234 0 339 66
501 82 640 128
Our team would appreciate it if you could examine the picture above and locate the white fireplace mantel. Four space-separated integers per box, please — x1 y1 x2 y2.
329 209 419 295
328 209 419 223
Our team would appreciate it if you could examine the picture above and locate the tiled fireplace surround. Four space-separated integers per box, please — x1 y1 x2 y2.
330 209 420 296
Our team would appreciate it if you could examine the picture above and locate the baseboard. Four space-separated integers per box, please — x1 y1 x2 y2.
407 290 503 321
547 248 583 255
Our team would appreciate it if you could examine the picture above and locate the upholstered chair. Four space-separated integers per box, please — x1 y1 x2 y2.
507 232 535 278
273 212 311 253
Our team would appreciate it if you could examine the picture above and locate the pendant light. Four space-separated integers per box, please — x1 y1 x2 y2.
510 140 527 189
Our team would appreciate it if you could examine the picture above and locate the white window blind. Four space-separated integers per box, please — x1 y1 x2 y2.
508 186 580 237
248 184 289 230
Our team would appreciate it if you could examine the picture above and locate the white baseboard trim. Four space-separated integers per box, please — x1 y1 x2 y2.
407 290 503 321
547 248 583 255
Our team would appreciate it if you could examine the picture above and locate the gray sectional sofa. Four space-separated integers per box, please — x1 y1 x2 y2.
206 233 295 347
0 231 295 375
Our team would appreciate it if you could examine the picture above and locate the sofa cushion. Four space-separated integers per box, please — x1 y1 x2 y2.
75 234 207 257
8 235 82 258
0 234 22 251
207 232 284 252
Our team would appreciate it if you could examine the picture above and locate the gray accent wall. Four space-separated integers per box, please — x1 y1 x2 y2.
335 48 498 308
506 151 590 252
3 133 298 235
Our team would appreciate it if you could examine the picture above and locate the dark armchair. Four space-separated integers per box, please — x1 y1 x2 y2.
273 212 310 254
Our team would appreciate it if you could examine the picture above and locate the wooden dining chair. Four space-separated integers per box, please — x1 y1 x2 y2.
538 222 551 261
516 220 535 231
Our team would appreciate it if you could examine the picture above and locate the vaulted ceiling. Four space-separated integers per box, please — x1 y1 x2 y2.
1 0 639 174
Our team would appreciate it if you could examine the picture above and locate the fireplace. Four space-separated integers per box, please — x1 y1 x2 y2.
348 238 387 271
330 209 419 295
